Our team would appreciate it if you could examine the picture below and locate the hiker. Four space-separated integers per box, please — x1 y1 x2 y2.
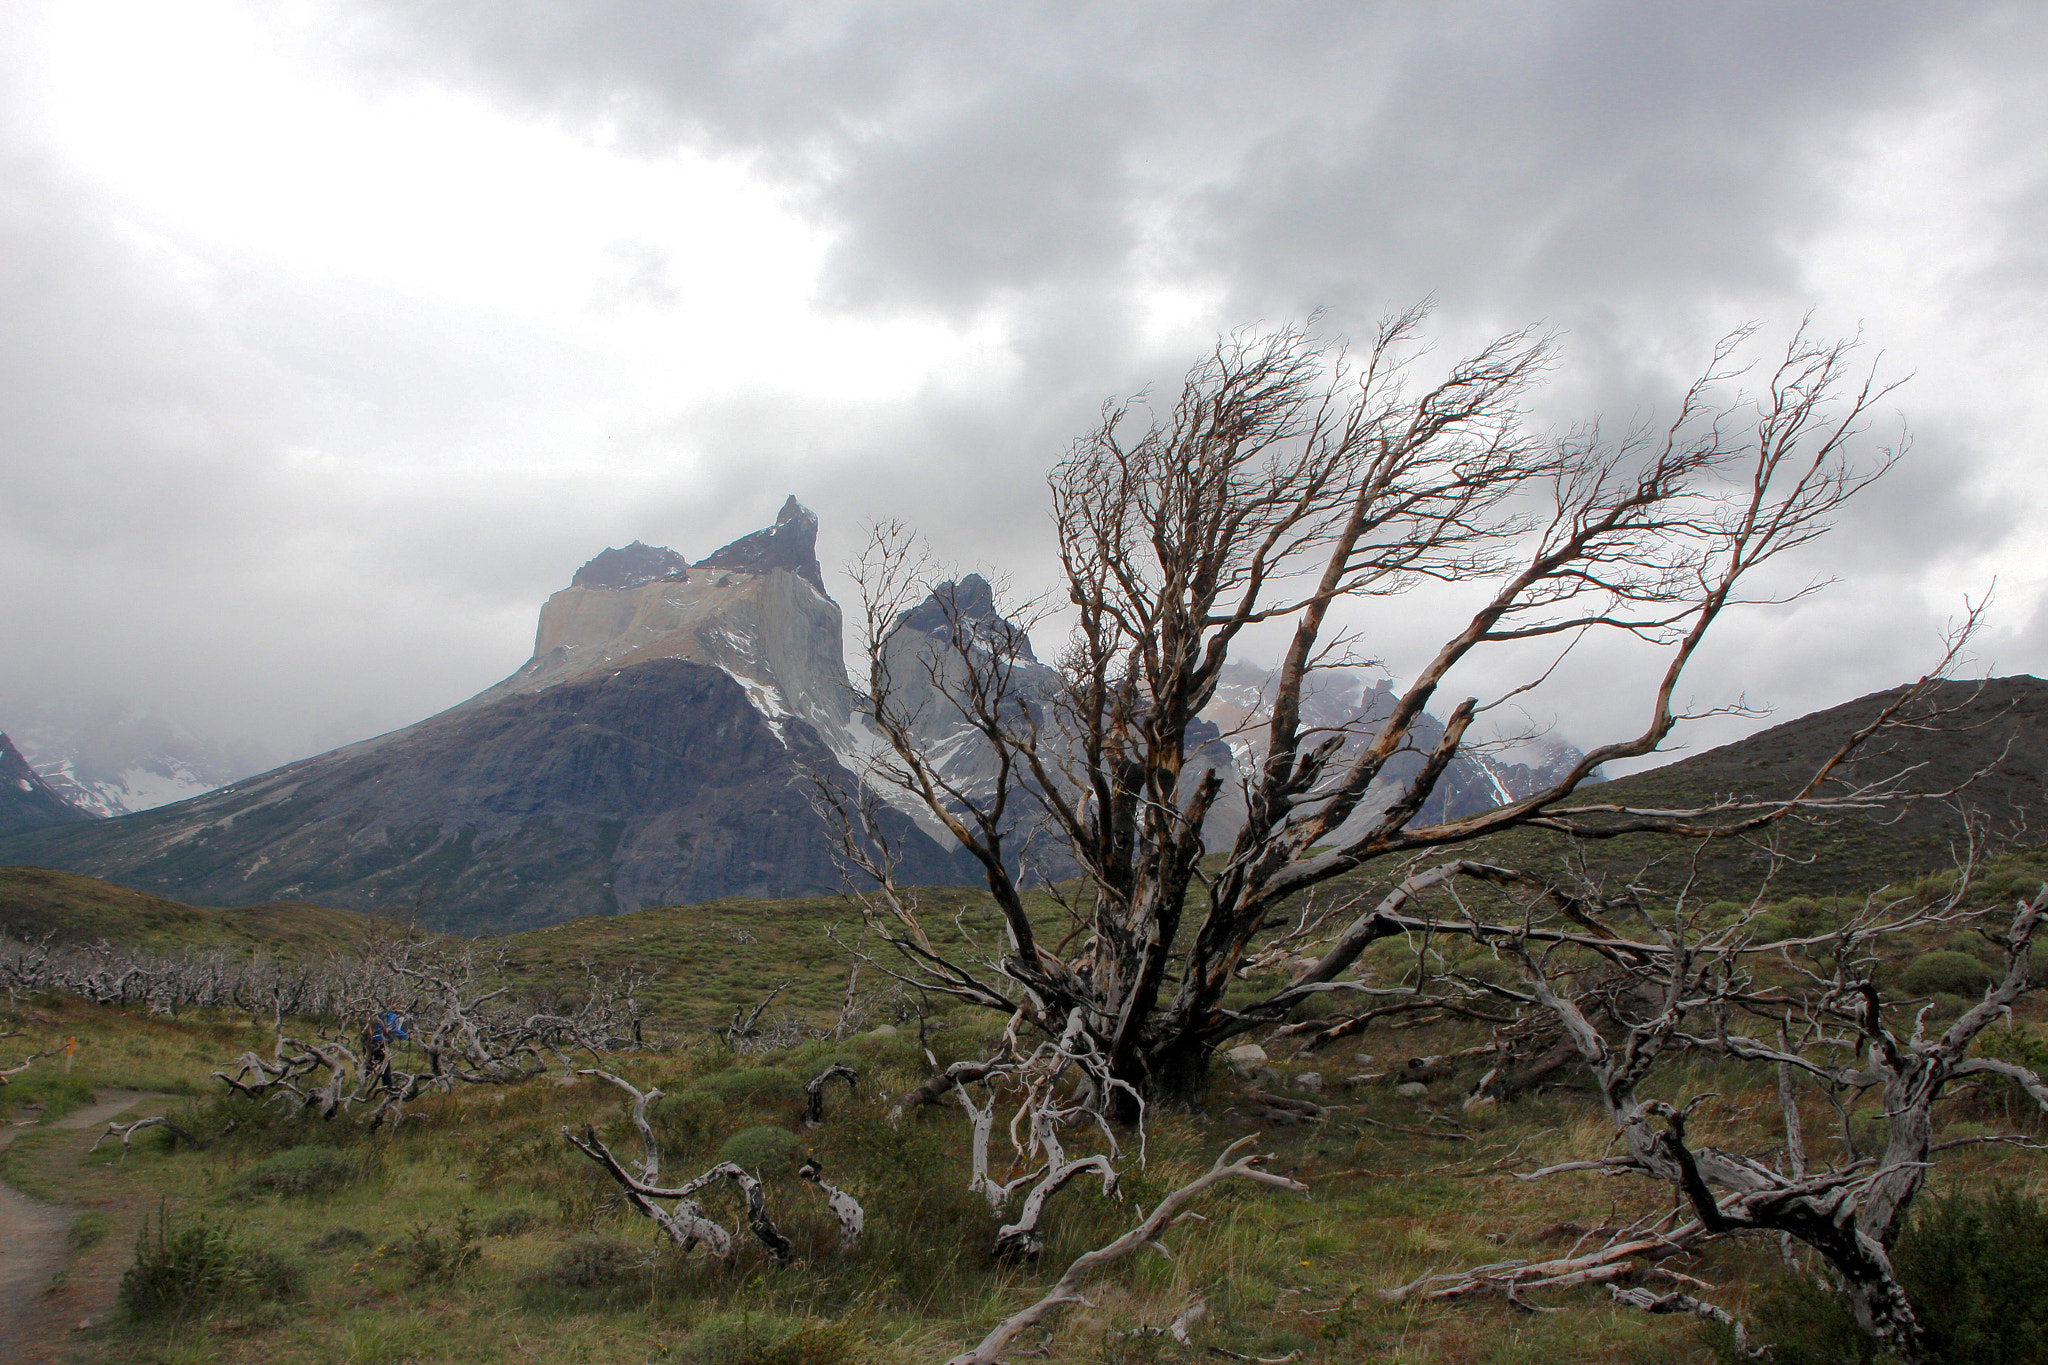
363 1008 410 1087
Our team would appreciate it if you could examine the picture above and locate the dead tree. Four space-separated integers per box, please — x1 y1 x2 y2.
798 1062 858 1129
944 1137 1308 1365
567 1070 865 1261
90 1112 239 1160
799 1159 866 1249
917 1009 1140 1259
1413 858 2048 1364
208 941 644 1126
820 315 1913 1110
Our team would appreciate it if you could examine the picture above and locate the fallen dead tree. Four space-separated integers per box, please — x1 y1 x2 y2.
90 1111 240 1159
1400 850 2048 1365
943 1136 1308 1365
565 1068 864 1260
209 942 648 1127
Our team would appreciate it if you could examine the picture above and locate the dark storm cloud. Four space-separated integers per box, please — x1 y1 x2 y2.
374 2 2006 318
4 1 2044 769
368 0 2048 737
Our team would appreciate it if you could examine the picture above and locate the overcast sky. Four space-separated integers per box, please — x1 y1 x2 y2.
2 0 2044 770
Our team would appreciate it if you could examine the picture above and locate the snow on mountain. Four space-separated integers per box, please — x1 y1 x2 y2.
0 731 92 830
3 699 274 817
1196 664 1601 837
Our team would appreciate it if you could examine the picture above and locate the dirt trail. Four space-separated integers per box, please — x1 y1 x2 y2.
0 1090 164 1363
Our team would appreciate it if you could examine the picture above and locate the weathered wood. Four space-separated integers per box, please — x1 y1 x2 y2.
945 1138 1307 1365
798 1063 857 1130
88 1113 238 1159
799 1159 866 1250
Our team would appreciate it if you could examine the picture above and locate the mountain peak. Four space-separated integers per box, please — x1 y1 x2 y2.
571 541 691 591
898 574 1036 661
697 497 824 591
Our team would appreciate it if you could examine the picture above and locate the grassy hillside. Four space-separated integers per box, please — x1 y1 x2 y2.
1378 674 2048 908
7 856 2048 1364
0 865 385 954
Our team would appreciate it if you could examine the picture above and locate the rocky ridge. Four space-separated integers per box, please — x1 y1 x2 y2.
1 501 1600 929
1197 662 1597 837
0 733 90 832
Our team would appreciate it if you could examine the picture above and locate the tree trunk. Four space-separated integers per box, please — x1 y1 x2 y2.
1141 1035 1212 1111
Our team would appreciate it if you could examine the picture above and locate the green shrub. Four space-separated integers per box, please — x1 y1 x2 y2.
399 1206 481 1286
235 1144 356 1197
118 1208 298 1321
484 1207 540 1238
1713 1187 2048 1364
688 1314 858 1365
1901 951 1993 998
532 1236 644 1290
703 1067 805 1108
716 1124 802 1177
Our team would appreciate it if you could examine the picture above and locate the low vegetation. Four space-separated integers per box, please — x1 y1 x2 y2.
1 847 2046 1362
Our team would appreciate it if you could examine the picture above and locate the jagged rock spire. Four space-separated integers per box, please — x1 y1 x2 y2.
897 573 1036 661
696 496 824 591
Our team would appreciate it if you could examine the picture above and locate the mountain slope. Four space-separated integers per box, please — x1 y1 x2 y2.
1458 674 2048 899
0 733 91 832
0 864 378 952
0 500 971 933
0 659 962 934
2 700 275 816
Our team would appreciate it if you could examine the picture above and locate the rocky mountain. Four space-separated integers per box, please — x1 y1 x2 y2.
868 574 1065 827
1 699 275 816
0 501 968 934
0 732 91 832
868 584 1583 850
471 497 858 757
1195 661 1597 839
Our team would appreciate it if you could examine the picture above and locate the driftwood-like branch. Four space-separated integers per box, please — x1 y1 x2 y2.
799 1158 866 1250
1380 1226 1706 1304
563 1084 800 1268
664 1161 794 1264
1610 1285 1765 1358
580 1068 664 1182
890 1054 1015 1121
1418 865 2048 1365
562 1125 735 1257
992 1154 1120 1261
944 1138 1308 1365
799 1063 858 1130
88 1112 239 1159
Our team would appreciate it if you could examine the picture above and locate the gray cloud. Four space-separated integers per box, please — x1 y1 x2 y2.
3 1 2045 772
